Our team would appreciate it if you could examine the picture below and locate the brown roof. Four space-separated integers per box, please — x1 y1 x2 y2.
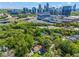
32 45 42 52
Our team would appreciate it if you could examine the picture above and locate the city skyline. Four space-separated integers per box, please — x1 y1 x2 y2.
0 2 79 9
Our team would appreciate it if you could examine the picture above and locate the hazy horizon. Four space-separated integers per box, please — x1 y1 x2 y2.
0 2 78 9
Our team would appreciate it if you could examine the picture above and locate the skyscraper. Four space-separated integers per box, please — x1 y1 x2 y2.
37 4 42 13
49 7 55 15
46 3 49 12
58 7 63 15
62 6 72 17
46 3 49 9
43 5 47 12
55 8 59 15
43 3 50 12
23 8 29 13
73 4 76 11
28 9 32 13
32 7 36 14
9 9 19 14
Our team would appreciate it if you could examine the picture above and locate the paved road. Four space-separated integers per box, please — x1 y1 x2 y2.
0 16 79 31
37 26 79 31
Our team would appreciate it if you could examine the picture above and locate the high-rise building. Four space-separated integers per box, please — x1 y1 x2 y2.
37 4 43 13
43 3 50 12
73 4 76 11
32 7 36 14
58 7 63 15
49 7 55 15
9 9 19 14
44 3 50 12
43 5 47 12
62 6 72 17
46 3 49 11
54 8 60 15
23 8 29 13
28 9 32 13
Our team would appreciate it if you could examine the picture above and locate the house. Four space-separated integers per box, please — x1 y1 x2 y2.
32 44 46 54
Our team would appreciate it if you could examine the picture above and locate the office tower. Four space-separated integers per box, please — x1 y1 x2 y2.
9 9 19 14
46 3 49 8
62 6 72 17
49 8 53 15
43 5 47 12
54 8 59 15
23 8 28 13
43 3 49 12
58 7 63 15
73 4 76 11
46 3 49 12
37 4 42 13
49 7 55 15
52 7 56 15
28 9 32 13
32 7 36 14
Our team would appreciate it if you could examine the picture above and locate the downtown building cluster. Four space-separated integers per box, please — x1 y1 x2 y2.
8 3 76 17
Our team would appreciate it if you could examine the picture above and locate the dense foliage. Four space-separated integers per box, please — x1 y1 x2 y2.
71 11 79 16
0 21 79 57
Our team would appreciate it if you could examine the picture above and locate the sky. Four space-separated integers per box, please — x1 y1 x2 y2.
0 2 79 9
